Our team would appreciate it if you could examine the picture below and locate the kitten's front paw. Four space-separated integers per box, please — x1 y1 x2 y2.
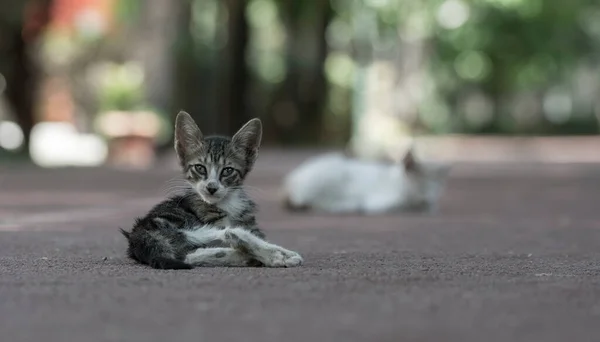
223 228 303 268
283 251 303 267
264 249 303 268
224 230 253 255
265 250 287 267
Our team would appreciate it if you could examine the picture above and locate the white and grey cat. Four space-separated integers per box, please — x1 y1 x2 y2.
121 111 303 269
282 146 450 214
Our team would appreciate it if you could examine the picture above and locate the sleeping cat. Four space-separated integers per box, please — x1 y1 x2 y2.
120 111 303 269
282 146 450 214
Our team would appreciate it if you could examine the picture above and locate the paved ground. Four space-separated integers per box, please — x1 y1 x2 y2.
1 149 600 342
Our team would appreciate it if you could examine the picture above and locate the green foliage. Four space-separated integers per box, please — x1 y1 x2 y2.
96 62 145 112
327 0 600 134
114 0 141 24
170 0 600 139
430 0 598 134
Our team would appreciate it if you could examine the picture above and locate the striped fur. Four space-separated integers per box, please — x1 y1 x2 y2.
121 111 302 269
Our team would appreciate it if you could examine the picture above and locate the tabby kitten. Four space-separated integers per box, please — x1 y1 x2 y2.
121 111 303 269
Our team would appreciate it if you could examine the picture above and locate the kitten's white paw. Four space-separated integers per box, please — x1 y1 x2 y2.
265 249 287 267
223 228 303 268
224 230 253 255
264 249 303 268
223 229 238 244
283 252 303 267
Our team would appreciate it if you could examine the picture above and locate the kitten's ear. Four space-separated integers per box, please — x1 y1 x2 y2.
232 118 262 167
174 111 203 165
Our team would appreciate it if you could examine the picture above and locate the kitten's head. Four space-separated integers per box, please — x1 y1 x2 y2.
402 146 450 212
174 111 262 205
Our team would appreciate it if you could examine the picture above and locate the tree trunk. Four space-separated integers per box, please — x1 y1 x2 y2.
300 0 331 143
173 0 219 136
0 0 52 153
267 0 332 145
218 0 249 135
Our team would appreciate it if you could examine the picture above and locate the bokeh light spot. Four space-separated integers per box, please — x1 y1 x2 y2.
454 50 491 81
437 0 470 30
0 121 25 150
543 89 573 124
325 53 355 88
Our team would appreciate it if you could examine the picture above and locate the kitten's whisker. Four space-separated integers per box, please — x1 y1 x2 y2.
231 185 269 194
160 177 192 196
174 192 196 207
163 176 187 184
163 186 192 197
161 184 188 192
162 179 188 188
229 185 273 200
162 183 190 190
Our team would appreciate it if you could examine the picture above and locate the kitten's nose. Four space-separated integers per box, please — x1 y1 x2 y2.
206 183 218 195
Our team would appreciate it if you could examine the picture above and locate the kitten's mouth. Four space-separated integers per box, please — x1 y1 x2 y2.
199 192 223 204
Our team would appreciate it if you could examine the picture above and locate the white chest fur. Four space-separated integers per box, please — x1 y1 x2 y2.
215 190 247 226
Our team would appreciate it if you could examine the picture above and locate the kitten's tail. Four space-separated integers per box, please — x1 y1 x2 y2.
119 228 193 270
119 228 130 239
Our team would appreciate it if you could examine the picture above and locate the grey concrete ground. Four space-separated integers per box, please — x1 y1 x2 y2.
1 149 600 342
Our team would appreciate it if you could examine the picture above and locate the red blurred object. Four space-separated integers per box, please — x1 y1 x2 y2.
48 0 114 35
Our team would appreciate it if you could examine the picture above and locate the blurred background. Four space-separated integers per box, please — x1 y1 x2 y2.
2 3 600 339
0 0 599 168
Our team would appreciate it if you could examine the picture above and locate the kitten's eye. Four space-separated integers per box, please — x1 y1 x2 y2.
221 167 235 177
193 164 207 175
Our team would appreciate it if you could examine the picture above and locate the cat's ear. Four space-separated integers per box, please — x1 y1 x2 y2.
232 118 262 167
402 145 419 172
174 111 203 165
